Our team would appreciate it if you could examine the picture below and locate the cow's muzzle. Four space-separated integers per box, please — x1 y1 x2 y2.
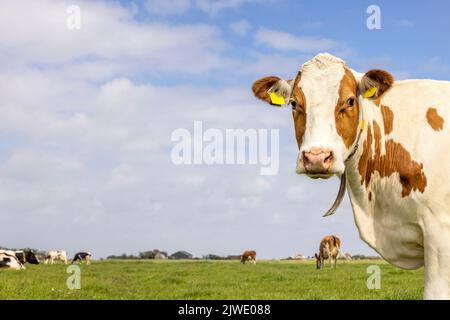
301 148 334 177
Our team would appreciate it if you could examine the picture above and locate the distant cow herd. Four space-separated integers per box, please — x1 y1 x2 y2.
0 250 92 270
1 236 348 270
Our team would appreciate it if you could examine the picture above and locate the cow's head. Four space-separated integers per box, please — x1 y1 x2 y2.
314 253 322 269
25 251 39 264
252 53 393 179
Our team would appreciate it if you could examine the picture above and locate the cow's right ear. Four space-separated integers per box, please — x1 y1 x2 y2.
251 76 293 107
314 253 318 259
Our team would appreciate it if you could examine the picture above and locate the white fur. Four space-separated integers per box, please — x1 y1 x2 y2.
45 250 68 264
296 54 348 176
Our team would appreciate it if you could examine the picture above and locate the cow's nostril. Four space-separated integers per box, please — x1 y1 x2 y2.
302 152 310 163
324 152 334 163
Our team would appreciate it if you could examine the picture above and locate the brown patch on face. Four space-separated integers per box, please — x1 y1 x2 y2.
426 108 444 131
291 73 307 148
358 122 427 197
380 105 394 134
335 68 360 149
368 191 372 201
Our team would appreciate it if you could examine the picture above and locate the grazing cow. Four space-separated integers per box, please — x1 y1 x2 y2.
251 53 450 299
45 250 68 264
72 252 92 265
15 251 39 265
0 250 25 270
240 250 256 264
314 235 341 269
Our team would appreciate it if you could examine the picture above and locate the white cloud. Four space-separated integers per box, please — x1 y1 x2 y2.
0 65 371 257
0 0 372 259
196 0 262 15
145 0 191 15
0 1 227 76
254 28 340 53
144 0 267 16
230 19 251 36
238 51 307 78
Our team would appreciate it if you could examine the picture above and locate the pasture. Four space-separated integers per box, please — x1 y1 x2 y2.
0 260 423 300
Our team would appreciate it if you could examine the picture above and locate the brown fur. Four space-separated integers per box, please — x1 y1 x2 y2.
315 235 341 269
358 121 427 197
426 108 444 131
241 250 256 264
359 69 394 99
291 72 307 148
335 68 359 148
251 76 281 104
319 236 341 255
380 105 394 134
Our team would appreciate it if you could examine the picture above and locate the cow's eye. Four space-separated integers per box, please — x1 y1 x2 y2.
291 102 304 115
290 101 297 109
347 97 355 107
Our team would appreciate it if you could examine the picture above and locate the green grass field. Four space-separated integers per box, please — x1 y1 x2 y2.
0 259 424 300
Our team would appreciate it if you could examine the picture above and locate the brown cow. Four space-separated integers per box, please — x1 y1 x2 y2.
241 250 256 264
315 235 340 269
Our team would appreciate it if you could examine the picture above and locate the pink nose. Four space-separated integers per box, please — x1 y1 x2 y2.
302 148 334 173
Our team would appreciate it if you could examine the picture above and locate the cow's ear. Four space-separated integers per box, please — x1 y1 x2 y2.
314 253 318 259
359 69 394 99
251 76 293 107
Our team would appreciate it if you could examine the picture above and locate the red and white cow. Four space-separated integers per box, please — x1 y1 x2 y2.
315 235 341 269
252 53 450 299
241 250 257 264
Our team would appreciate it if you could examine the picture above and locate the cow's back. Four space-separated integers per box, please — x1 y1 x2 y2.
382 79 450 165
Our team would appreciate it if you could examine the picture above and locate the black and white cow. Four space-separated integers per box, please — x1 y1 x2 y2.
71 252 92 265
0 250 25 270
15 250 39 265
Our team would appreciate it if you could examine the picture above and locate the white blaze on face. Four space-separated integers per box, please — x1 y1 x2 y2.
296 54 348 175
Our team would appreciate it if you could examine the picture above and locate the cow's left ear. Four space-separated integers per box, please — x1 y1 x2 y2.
359 69 394 99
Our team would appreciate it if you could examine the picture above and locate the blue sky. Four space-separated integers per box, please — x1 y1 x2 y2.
0 0 449 259
129 0 450 85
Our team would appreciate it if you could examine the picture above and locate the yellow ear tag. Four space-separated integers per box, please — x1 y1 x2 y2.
363 86 377 98
269 92 285 106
